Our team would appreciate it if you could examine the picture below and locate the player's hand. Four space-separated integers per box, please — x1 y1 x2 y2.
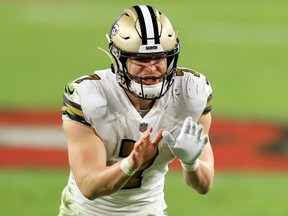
128 128 163 169
162 117 208 164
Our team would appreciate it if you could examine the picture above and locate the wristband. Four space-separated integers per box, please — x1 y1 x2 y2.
180 159 200 172
120 157 138 176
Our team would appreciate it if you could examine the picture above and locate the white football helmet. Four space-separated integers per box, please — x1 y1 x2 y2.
109 5 180 100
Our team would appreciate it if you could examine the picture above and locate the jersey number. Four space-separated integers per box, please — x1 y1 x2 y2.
119 139 158 189
176 67 200 77
75 74 101 84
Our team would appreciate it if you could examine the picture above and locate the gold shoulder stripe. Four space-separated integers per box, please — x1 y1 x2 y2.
64 95 84 116
63 95 84 117
63 95 82 110
61 106 90 126
62 95 90 126
65 103 83 117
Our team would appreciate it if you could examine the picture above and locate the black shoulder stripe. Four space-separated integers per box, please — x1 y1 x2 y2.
63 95 82 111
207 93 212 102
62 95 91 126
203 93 213 115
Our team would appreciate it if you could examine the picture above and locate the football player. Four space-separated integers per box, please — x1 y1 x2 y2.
59 5 214 216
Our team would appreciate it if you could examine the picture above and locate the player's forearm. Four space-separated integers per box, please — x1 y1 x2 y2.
182 160 214 194
74 162 131 200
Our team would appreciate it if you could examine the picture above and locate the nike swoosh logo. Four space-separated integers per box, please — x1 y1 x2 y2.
65 85 75 95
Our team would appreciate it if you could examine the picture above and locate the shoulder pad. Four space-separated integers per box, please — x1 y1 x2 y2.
177 67 213 114
75 75 108 120
177 67 212 98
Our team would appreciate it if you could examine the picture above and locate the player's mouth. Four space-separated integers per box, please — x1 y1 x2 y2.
141 77 161 85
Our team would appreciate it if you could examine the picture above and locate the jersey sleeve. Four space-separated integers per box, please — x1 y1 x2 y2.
61 81 91 126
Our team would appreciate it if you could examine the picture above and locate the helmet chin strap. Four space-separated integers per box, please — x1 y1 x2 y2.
129 80 164 99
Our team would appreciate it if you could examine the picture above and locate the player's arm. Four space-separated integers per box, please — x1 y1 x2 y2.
63 120 129 200
182 113 214 194
63 120 162 200
162 113 214 194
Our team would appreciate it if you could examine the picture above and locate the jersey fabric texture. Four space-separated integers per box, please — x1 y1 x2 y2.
59 67 212 216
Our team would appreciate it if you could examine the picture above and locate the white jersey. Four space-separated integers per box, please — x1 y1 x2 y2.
59 67 212 216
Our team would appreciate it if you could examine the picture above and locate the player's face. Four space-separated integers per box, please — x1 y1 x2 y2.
126 58 167 85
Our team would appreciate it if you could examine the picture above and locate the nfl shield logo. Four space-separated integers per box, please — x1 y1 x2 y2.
139 123 148 132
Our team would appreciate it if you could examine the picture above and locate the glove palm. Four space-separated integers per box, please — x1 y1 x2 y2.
162 117 208 164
